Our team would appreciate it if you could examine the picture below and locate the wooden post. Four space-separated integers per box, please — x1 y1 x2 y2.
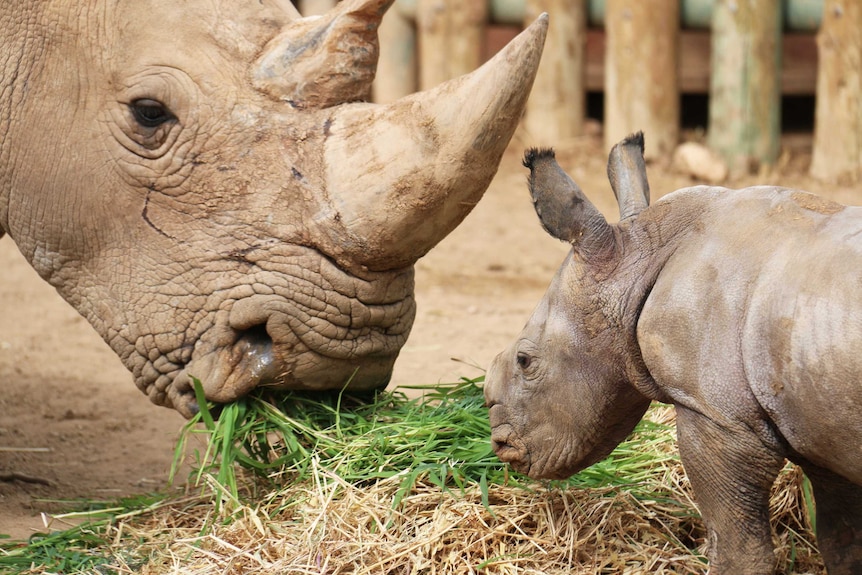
373 2 418 103
605 0 679 160
417 0 452 90
449 0 487 79
811 1 862 182
523 0 587 142
297 0 336 16
417 0 488 90
707 0 782 174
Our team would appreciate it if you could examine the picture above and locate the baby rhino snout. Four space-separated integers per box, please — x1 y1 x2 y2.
483 351 509 408
485 352 531 472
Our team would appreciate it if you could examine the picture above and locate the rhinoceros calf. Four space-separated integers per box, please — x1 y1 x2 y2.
485 134 862 575
0 1 547 417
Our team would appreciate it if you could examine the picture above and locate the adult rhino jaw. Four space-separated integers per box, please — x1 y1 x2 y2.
315 14 549 271
163 258 417 418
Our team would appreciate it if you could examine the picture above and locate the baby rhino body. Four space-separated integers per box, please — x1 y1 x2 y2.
485 134 862 575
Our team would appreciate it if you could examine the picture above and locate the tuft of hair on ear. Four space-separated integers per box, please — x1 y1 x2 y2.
522 147 556 170
621 131 645 154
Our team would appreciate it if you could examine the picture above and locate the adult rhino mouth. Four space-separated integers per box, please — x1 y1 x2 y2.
169 325 282 415
133 247 415 418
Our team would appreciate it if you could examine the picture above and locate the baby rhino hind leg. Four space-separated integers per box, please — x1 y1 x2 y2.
800 463 862 575
675 407 785 575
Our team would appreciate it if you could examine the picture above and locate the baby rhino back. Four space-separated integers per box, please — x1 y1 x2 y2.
742 197 862 482
640 186 862 482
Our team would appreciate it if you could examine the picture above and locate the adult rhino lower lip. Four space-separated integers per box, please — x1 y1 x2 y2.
172 329 279 414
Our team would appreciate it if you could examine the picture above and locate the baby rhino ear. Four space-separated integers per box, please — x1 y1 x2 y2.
607 131 650 220
523 148 614 259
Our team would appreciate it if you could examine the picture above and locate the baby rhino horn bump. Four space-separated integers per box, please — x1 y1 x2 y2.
253 0 395 107
607 131 650 220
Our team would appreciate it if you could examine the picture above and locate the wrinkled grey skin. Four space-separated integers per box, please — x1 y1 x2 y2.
0 1 546 417
485 133 862 575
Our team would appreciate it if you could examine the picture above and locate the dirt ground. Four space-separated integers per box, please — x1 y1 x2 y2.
1 131 856 541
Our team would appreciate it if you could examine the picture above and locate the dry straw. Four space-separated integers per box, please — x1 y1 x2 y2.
97 462 822 574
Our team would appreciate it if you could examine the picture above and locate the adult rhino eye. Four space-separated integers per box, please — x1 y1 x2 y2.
130 98 175 128
516 352 532 370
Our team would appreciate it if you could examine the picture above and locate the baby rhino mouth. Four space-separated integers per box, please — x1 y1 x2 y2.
490 423 531 475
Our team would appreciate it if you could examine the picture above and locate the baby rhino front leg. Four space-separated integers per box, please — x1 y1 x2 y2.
676 407 785 575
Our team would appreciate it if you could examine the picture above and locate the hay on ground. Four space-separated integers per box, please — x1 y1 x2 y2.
93 459 822 575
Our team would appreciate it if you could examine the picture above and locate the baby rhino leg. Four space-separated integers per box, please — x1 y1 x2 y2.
676 407 785 575
800 463 862 575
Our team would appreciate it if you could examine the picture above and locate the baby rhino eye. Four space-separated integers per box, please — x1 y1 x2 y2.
516 352 532 370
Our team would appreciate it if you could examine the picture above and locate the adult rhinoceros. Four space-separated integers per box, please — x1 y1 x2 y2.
0 0 547 417
485 134 862 574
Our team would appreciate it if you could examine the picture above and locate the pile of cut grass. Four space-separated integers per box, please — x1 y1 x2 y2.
1 378 824 574
175 378 686 509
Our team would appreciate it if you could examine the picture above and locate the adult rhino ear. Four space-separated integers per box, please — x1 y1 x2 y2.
607 131 650 220
523 148 615 261
253 0 394 108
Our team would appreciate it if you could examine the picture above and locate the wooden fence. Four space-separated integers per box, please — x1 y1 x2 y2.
297 0 861 182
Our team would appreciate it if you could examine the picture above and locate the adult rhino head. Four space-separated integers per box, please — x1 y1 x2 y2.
0 0 547 417
486 134 862 574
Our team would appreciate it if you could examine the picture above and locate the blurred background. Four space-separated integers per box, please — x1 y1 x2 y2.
294 0 860 183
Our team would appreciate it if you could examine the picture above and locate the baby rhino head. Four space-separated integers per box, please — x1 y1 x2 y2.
484 135 654 480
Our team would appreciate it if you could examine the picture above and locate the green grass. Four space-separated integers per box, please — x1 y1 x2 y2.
173 376 681 510
0 492 173 574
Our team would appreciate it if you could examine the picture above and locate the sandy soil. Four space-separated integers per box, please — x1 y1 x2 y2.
0 133 854 541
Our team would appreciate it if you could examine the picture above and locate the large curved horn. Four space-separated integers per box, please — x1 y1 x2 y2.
317 14 549 271
254 0 394 107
